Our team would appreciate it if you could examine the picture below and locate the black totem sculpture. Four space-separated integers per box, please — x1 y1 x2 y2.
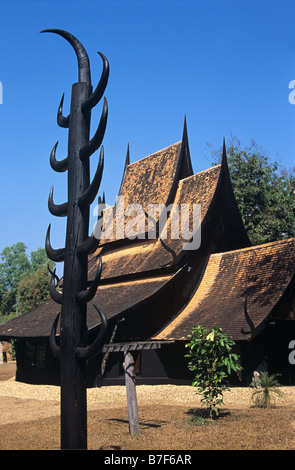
42 29 108 449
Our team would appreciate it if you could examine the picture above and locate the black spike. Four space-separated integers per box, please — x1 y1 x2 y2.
78 146 104 207
50 142 68 173
76 256 102 303
82 52 109 113
45 224 65 262
57 94 70 128
50 313 61 358
48 186 68 217
77 235 99 257
49 270 63 304
119 143 130 194
48 265 60 284
79 97 108 161
75 304 108 360
40 29 91 84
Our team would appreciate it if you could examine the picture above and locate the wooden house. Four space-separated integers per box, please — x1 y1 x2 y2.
0 122 295 386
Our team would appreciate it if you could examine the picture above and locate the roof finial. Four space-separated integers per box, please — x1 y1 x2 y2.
125 142 130 168
118 143 130 195
179 115 193 176
182 115 188 144
222 137 227 165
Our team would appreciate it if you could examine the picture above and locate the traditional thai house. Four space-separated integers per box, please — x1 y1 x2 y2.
0 122 295 386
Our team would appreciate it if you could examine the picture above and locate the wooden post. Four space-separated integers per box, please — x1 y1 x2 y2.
101 341 175 437
123 350 140 437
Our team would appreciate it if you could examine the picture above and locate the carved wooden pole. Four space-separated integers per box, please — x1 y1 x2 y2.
42 29 108 449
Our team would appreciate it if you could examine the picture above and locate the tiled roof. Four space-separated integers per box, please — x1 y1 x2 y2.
120 142 182 210
88 164 222 280
99 141 184 244
1 136 286 344
153 238 295 341
0 275 172 339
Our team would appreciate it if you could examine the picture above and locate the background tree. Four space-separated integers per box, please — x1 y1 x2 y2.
0 243 54 318
0 242 31 315
210 137 295 245
17 264 53 314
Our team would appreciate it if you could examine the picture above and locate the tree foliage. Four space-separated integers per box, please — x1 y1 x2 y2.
0 242 30 298
0 244 54 317
17 264 53 314
250 371 283 408
210 137 295 245
185 325 242 419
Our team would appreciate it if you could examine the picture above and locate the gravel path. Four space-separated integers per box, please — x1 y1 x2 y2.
1 376 294 409
1 364 295 450
0 362 294 414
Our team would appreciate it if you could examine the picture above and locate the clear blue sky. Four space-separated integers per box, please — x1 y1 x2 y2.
0 0 295 266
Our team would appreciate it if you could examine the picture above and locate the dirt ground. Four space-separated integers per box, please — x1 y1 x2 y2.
0 362 295 451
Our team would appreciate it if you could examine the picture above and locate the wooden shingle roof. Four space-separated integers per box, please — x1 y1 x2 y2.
88 164 222 281
153 238 295 342
99 139 191 245
0 274 173 339
0 131 289 344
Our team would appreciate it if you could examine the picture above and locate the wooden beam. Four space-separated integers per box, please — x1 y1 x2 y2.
102 340 174 353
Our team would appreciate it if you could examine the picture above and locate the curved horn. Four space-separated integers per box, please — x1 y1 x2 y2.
45 224 65 262
75 304 108 360
57 94 70 128
78 146 104 207
82 52 109 113
80 97 108 160
77 235 99 257
50 313 61 358
76 256 102 303
48 186 68 217
40 29 91 84
49 269 63 304
50 142 68 173
48 265 60 284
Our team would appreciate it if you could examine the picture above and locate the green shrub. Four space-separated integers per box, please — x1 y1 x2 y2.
251 372 283 408
185 325 242 419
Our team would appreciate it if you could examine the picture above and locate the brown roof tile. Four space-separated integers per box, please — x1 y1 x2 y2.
0 275 172 339
98 142 183 244
88 164 222 280
153 238 295 341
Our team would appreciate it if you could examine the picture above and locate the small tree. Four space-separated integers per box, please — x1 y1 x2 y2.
251 371 283 408
185 325 242 419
